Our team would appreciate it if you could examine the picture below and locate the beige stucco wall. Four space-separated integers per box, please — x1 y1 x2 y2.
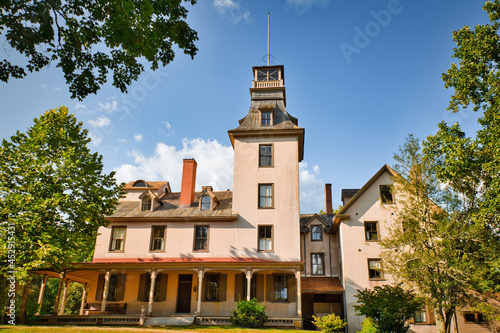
340 170 435 333
300 218 339 277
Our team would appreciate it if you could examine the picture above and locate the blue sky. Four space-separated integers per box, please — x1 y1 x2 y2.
0 0 488 213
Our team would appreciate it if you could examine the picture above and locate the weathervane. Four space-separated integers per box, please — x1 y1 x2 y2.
267 11 270 66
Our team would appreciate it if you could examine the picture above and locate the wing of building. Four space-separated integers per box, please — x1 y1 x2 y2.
31 66 497 332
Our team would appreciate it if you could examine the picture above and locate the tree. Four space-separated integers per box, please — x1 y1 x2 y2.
0 0 198 100
0 106 122 323
382 135 497 333
353 284 422 333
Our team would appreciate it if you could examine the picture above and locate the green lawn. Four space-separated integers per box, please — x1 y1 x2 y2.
0 325 311 333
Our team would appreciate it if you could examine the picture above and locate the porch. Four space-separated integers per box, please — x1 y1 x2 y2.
32 258 304 328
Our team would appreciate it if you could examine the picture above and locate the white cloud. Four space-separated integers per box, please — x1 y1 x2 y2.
134 133 143 142
299 161 324 213
118 138 130 144
88 115 111 128
53 86 62 91
287 0 329 11
98 100 119 113
75 103 90 113
114 138 234 191
88 132 102 147
213 0 251 24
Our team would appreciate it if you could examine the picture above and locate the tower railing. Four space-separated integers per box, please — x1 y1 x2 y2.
252 80 283 88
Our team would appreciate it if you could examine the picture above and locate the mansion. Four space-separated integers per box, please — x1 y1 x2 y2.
33 64 493 333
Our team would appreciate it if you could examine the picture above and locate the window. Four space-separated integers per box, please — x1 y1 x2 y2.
201 195 211 210
464 313 476 323
110 226 126 251
365 222 378 241
258 184 273 208
145 274 161 301
150 226 165 251
368 259 383 280
256 69 279 81
133 181 147 187
96 273 126 302
311 225 322 241
141 196 152 211
194 226 208 251
205 274 219 301
380 185 394 203
259 144 273 167
414 308 427 323
261 111 272 126
311 253 325 275
274 274 288 302
258 226 273 251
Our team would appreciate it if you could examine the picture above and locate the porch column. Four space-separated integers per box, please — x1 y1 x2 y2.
295 270 302 317
79 283 89 315
196 268 204 315
100 269 111 313
58 279 70 315
147 269 157 316
245 269 253 301
52 271 66 315
36 275 48 315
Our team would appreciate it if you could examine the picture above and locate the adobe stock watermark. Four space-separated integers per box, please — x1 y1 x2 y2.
340 0 410 64
5 222 17 325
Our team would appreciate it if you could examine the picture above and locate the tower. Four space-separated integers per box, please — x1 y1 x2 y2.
228 64 304 261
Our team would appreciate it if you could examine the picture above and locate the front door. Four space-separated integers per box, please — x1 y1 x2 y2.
176 274 192 313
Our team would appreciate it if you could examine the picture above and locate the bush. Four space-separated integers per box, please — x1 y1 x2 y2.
357 317 378 333
231 298 268 328
312 313 347 333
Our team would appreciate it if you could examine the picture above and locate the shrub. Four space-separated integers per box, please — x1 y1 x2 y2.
357 317 378 333
312 313 347 333
231 298 268 328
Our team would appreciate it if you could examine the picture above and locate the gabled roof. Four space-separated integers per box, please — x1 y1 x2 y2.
300 213 335 232
198 186 220 205
330 164 397 232
341 189 360 202
138 189 163 206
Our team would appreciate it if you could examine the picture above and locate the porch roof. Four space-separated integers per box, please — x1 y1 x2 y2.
301 277 344 293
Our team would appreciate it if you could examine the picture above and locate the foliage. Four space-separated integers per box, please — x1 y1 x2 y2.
0 106 122 321
231 298 268 328
356 317 378 333
0 0 198 100
354 284 422 333
381 134 498 333
63 283 84 315
471 301 500 332
312 313 346 333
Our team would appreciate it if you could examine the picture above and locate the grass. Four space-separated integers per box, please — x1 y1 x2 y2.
0 325 311 333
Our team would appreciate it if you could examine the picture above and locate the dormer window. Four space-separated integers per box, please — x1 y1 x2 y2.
133 180 147 187
201 195 211 210
141 196 152 211
261 111 272 126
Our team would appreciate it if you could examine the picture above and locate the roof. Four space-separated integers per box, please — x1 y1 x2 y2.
301 277 344 293
107 190 237 221
300 214 334 231
124 180 170 190
341 189 360 202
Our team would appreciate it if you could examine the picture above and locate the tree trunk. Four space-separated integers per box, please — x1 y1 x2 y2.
435 308 446 333
19 280 31 324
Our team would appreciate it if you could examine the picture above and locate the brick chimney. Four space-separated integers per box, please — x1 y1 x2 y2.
180 159 197 206
324 183 333 214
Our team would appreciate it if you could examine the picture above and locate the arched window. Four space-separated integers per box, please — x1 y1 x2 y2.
311 225 322 241
201 196 211 210
133 181 147 187
141 196 152 211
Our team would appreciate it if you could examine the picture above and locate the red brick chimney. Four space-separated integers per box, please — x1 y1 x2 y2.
325 183 333 214
180 159 197 206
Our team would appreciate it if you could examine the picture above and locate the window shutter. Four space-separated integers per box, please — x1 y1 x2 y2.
137 274 148 302
428 306 436 324
265 274 273 302
219 274 227 302
255 274 264 302
234 273 244 301
95 274 105 301
288 274 297 303
157 274 168 302
201 275 207 302
116 274 127 301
